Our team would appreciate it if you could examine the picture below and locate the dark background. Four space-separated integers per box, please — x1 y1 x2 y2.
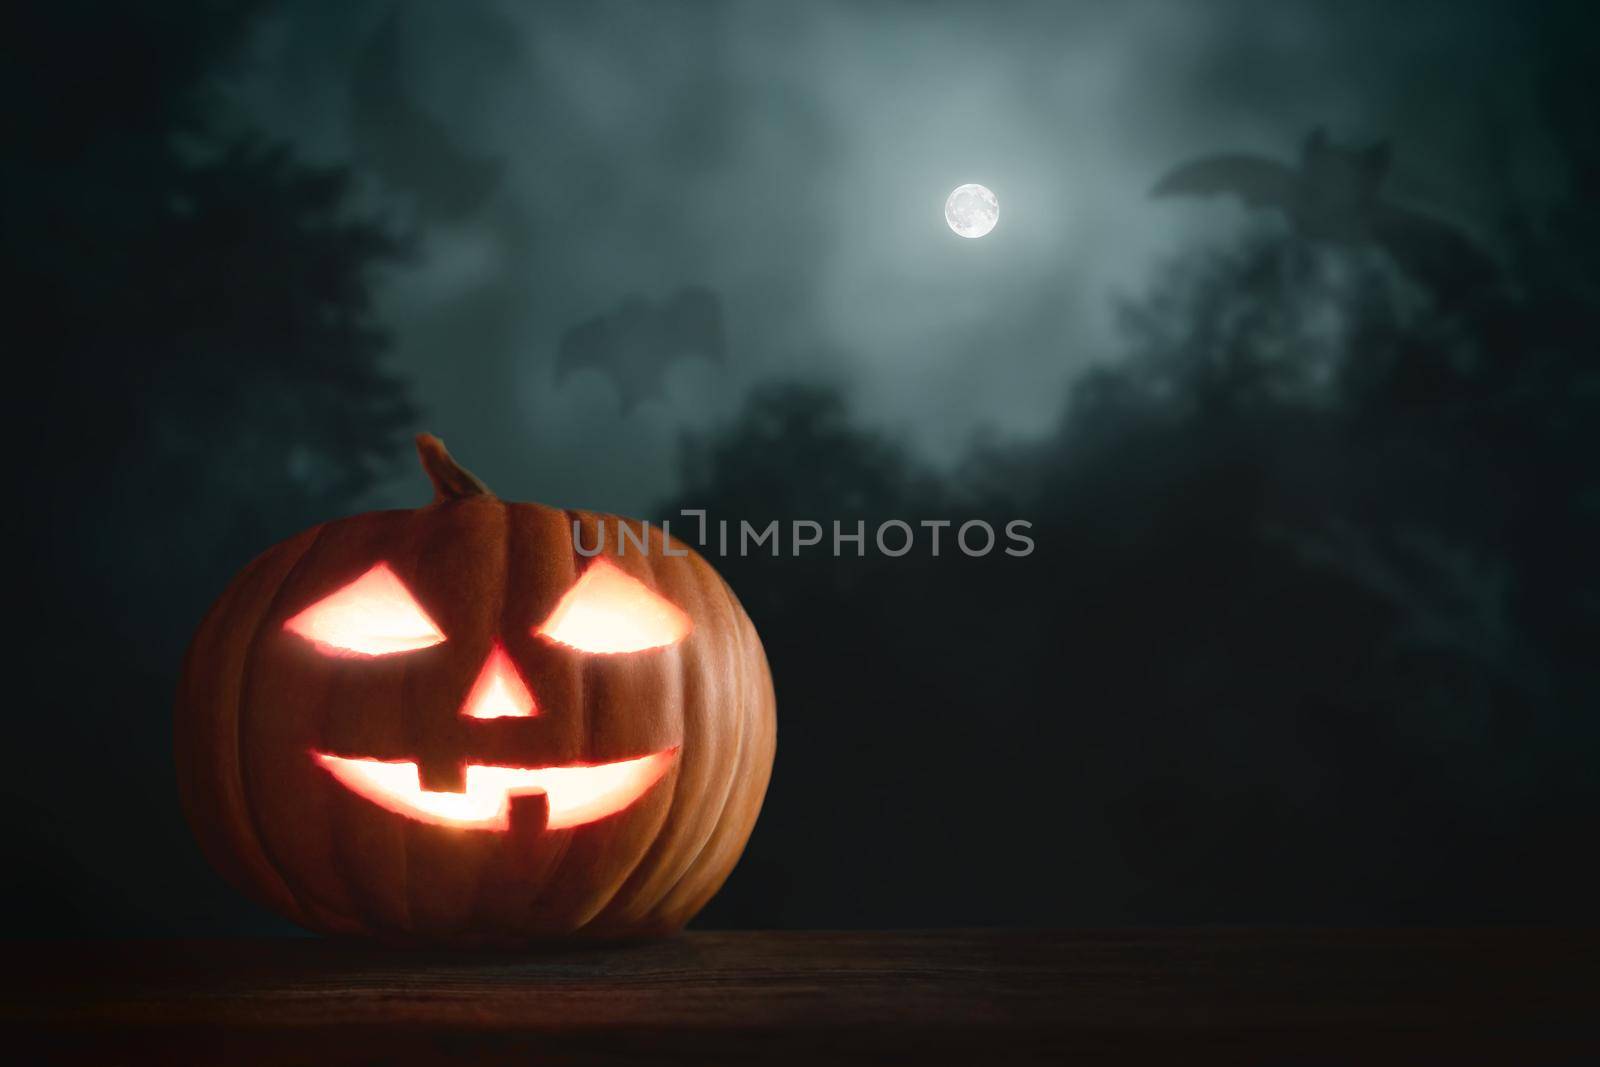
7 0 1597 936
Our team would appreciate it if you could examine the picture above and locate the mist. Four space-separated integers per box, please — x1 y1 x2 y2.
9 0 1595 936
221 0 1549 513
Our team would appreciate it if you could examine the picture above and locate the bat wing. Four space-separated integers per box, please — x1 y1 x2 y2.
351 11 504 222
1370 203 1497 300
1150 155 1299 211
659 286 727 367
554 289 726 412
554 313 625 386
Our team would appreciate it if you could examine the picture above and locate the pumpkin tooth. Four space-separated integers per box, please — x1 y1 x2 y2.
314 749 677 832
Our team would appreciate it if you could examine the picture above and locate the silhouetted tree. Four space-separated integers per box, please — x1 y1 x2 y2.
7 2 414 934
667 89 1600 927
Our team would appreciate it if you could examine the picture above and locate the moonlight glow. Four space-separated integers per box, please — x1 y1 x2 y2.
944 184 999 238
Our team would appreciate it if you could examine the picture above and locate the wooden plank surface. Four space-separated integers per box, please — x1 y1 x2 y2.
4 930 1597 1064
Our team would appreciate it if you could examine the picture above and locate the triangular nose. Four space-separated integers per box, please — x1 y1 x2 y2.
461 642 538 719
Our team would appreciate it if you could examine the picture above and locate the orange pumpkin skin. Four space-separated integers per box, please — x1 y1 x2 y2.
176 436 775 946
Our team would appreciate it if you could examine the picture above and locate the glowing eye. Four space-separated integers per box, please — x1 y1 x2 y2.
284 563 445 657
536 559 692 654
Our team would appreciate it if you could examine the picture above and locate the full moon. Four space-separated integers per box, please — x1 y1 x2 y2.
944 183 998 239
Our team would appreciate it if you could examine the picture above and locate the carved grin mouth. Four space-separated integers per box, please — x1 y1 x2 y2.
315 748 678 831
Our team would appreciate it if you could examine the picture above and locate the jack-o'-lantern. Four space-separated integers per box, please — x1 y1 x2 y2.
176 435 776 945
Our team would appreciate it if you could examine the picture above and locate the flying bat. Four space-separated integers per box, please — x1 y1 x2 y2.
554 286 727 412
351 8 505 223
1151 128 1496 301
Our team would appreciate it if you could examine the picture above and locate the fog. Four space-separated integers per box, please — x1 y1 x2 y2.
224 0 1542 513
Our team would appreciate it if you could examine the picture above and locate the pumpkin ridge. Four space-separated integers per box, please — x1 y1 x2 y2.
659 587 775 924
634 559 753 920
345 512 440 936
231 521 339 933
563 509 602 932
177 531 317 926
570 762 683 933
495 504 579 934
535 507 605 933
391 505 443 938
622 528 699 922
461 496 516 939
569 524 688 933
588 554 731 928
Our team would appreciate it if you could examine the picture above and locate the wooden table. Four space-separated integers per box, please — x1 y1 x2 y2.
5 930 1596 1064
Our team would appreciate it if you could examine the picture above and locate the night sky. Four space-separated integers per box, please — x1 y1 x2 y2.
223 0 1555 511
9 0 1597 936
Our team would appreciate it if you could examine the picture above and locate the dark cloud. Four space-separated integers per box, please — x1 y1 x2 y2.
350 7 506 222
555 286 726 412
223 0 1560 513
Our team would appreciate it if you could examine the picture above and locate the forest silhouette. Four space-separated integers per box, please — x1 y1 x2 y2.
12 3 415 933
7 2 1595 933
664 56 1600 926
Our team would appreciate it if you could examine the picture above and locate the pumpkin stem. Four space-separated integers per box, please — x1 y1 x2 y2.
416 434 493 502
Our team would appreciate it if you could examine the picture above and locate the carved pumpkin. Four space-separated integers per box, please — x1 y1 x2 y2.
176 435 776 945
